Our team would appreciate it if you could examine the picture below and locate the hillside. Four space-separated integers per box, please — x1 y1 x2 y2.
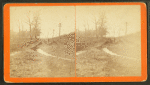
76 32 141 77
107 32 141 59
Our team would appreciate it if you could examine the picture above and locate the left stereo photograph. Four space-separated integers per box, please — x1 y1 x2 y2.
10 6 76 77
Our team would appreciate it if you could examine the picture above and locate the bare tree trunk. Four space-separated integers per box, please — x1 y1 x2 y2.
95 22 98 38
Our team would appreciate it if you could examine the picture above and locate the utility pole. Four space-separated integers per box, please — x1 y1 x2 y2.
85 26 86 36
18 21 20 39
87 22 89 37
21 21 23 31
114 29 116 42
75 29 78 35
95 20 98 38
83 24 86 38
47 31 49 43
18 20 20 33
53 29 55 42
53 29 54 38
59 23 61 38
125 22 127 35
19 23 20 33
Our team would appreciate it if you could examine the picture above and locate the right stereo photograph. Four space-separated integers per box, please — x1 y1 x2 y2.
76 5 141 77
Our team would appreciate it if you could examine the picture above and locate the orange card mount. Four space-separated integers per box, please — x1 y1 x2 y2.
4 3 147 83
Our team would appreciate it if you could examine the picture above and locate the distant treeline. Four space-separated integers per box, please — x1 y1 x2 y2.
76 28 107 43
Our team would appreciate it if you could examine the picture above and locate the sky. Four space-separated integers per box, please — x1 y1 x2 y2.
10 5 141 38
76 5 141 37
10 6 75 38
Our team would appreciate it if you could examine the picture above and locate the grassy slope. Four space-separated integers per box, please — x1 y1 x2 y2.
76 48 111 77
76 47 140 77
10 49 45 77
105 32 141 76
107 32 141 59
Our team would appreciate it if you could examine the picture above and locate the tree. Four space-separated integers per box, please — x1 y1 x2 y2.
32 12 41 39
83 20 91 38
85 21 91 37
25 11 33 40
93 17 99 38
91 12 108 38
97 13 108 38
98 26 107 37
91 14 102 38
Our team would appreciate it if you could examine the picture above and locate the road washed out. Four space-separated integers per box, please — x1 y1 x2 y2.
37 49 73 61
10 51 20 56
103 48 140 61
76 50 87 56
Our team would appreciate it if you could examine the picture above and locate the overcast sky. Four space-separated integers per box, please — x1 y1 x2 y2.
10 5 140 38
10 6 75 38
76 5 141 37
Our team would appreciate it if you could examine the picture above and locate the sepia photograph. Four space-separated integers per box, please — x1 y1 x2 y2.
10 6 75 77
5 3 146 82
76 5 141 77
